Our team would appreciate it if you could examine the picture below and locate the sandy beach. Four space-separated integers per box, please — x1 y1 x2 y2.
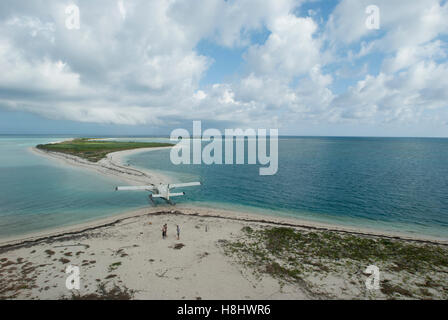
30 145 173 186
0 207 309 300
1 146 448 300
1 206 448 300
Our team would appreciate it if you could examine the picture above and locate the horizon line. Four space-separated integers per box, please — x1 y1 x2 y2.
1 133 448 139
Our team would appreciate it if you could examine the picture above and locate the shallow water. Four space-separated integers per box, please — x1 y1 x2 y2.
0 136 149 238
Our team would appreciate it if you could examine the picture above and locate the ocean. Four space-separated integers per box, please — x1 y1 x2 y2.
0 136 147 238
1 136 448 238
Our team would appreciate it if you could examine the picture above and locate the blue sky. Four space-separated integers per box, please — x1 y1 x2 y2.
0 0 447 136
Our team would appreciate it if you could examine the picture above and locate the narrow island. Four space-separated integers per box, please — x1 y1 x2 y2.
33 138 175 187
36 138 174 162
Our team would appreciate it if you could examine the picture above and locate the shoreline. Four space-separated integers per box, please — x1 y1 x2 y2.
2 204 448 250
22 143 448 246
30 145 173 186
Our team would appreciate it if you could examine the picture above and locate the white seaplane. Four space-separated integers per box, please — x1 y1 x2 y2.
115 182 201 205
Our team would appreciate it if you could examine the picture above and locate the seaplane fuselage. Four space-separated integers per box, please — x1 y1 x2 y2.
115 182 201 203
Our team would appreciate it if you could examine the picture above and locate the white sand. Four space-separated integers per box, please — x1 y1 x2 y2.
0 208 311 299
30 146 173 186
2 206 447 300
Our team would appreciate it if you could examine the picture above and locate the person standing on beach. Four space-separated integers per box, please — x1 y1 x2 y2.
162 224 167 239
176 225 180 240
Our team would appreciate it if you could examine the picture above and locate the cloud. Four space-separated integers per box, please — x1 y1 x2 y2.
0 0 302 127
0 0 447 135
333 60 448 124
245 14 321 78
169 0 298 48
325 0 448 53
381 40 446 73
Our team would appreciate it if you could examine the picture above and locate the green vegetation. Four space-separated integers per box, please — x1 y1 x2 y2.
254 227 448 273
221 226 448 299
108 262 122 272
36 138 173 162
68 282 134 300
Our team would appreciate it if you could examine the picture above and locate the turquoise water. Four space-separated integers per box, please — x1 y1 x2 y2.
1 136 448 239
124 137 448 238
0 136 150 238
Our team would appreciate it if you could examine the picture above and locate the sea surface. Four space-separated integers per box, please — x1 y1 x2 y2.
124 137 448 238
1 136 448 239
0 136 148 238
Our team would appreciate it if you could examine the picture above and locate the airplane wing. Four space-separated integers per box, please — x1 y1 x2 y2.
115 185 156 191
169 182 201 189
